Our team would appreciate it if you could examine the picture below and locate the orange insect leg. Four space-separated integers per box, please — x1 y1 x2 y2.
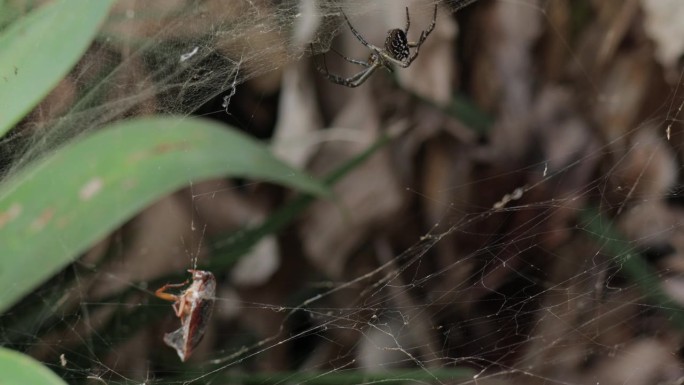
154 281 188 303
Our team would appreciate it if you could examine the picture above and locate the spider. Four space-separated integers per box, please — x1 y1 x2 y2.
313 5 437 88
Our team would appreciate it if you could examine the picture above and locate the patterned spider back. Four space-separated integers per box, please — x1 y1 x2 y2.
385 29 409 61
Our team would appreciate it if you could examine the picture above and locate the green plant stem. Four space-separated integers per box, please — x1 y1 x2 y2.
579 207 684 329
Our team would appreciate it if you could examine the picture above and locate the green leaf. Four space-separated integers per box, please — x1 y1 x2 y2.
0 0 114 136
0 116 329 313
0 347 67 385
0 134 388 372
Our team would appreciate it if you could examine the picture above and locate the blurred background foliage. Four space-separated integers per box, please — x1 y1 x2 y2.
1 0 684 384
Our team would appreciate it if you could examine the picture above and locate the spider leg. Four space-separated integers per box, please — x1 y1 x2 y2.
312 44 333 75
426 4 438 35
404 4 438 66
330 46 371 67
343 63 383 87
404 7 410 35
313 49 343 81
403 39 425 67
407 35 424 48
422 4 438 41
313 44 377 87
342 11 382 52
323 63 383 88
313 47 333 77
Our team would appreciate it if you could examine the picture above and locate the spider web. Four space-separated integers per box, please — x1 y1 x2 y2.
3 0 684 384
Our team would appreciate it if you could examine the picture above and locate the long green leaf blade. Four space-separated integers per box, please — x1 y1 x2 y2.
0 0 114 136
0 116 329 312
0 347 68 385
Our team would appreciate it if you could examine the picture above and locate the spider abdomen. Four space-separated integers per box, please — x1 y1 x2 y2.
385 29 410 61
